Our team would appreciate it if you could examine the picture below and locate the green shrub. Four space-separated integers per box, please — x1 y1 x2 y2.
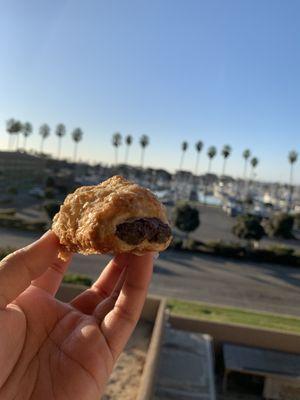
168 236 300 266
265 213 294 239
173 203 200 235
184 238 199 251
46 176 55 187
267 245 295 257
232 214 265 243
203 240 299 266
294 213 300 230
44 187 55 199
244 194 254 206
170 237 183 250
248 248 299 266
205 240 245 257
7 187 18 195
57 185 68 195
63 273 93 286
0 208 16 216
0 198 12 205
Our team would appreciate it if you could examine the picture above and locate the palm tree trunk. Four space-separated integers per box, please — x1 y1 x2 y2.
125 145 129 164
57 137 62 159
141 148 145 167
204 160 212 205
23 135 27 150
251 166 255 180
290 163 294 187
195 152 200 175
40 137 44 153
115 147 118 165
15 133 20 150
208 158 212 173
73 142 78 162
179 151 185 170
8 134 12 150
222 158 226 176
243 159 247 179
289 163 294 210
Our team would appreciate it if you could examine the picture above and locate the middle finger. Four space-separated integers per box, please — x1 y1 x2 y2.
70 254 129 314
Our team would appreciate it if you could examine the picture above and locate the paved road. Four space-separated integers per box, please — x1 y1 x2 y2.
1 227 300 316
68 250 300 317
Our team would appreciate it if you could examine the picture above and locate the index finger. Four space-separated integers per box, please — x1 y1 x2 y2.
100 252 154 360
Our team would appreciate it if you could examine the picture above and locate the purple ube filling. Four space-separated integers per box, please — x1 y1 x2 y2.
116 217 171 245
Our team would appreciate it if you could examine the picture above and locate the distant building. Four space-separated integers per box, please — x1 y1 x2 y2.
0 151 46 188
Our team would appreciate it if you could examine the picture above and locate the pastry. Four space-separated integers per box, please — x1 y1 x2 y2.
52 175 172 259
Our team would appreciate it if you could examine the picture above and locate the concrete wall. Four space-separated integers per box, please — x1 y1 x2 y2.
169 315 300 355
137 297 166 400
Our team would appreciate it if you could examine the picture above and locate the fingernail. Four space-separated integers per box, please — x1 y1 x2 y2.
153 252 160 260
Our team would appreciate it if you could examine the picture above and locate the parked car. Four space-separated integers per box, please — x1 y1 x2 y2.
223 202 243 217
29 187 44 198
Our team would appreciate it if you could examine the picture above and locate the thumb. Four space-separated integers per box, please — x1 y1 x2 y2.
0 231 65 309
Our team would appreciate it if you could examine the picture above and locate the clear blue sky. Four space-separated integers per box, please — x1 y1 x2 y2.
0 0 299 183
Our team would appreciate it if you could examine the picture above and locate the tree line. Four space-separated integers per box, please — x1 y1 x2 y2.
178 141 298 187
5 119 298 187
6 119 83 161
112 133 149 167
179 141 258 178
111 133 298 192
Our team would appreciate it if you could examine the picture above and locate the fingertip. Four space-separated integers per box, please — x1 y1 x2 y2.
125 252 154 271
39 231 72 259
40 229 53 238
38 230 59 245
24 230 71 267
127 252 150 260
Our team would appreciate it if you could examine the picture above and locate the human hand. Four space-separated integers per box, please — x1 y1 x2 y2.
0 231 153 400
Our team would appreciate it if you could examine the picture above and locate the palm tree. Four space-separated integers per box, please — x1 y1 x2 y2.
221 145 232 175
6 119 22 150
140 135 149 167
250 157 259 179
207 146 217 172
39 124 50 153
22 122 33 150
124 135 133 164
288 150 298 208
179 141 188 170
55 123 66 159
194 141 203 175
243 149 251 179
288 150 298 186
72 128 83 162
15 122 23 150
112 132 122 165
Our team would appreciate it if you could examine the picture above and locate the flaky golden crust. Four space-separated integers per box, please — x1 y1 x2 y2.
52 175 172 258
